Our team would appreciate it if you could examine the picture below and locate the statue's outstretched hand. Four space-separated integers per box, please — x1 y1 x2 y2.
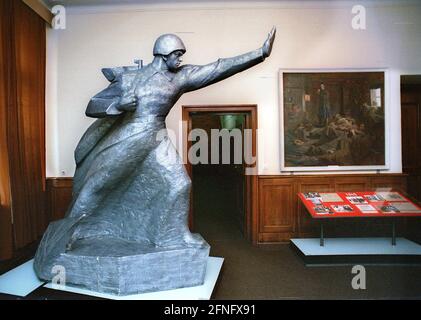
262 27 276 59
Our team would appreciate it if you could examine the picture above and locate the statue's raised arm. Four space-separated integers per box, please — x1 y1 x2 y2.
262 27 276 58
179 27 276 92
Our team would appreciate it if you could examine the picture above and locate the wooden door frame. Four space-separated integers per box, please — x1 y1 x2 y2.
182 104 258 244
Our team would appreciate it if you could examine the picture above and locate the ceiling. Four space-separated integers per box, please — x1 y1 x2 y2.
43 0 419 8
43 0 277 7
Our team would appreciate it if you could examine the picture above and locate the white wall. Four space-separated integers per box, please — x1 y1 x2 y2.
46 0 421 177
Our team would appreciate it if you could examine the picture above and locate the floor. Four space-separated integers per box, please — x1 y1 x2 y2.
193 169 421 300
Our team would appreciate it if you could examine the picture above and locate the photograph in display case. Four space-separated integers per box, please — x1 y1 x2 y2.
355 204 378 214
364 194 385 202
313 205 334 214
280 69 388 171
331 205 354 212
376 191 406 201
319 193 343 202
392 202 421 213
377 205 400 213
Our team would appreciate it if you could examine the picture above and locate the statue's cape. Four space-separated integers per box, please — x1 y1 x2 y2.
78 66 140 165
74 117 120 166
77 64 158 166
85 66 139 118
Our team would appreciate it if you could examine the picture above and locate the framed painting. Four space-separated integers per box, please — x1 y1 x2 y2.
279 69 389 172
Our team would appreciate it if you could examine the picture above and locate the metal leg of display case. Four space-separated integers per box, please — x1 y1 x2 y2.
320 221 324 247
392 219 396 246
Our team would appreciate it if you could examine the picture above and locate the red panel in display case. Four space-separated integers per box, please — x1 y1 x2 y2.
298 191 421 219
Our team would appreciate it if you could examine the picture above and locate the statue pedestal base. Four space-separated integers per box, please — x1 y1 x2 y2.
53 235 210 296
43 257 223 300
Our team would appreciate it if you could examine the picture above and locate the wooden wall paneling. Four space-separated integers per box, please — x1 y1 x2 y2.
8 0 27 250
18 0 47 237
47 178 73 221
0 0 14 260
333 176 371 191
258 177 296 243
7 0 46 250
296 177 334 237
370 175 407 192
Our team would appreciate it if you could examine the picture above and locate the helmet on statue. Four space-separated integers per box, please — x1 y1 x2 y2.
153 34 186 56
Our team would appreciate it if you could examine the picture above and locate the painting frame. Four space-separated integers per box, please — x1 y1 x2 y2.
279 68 390 172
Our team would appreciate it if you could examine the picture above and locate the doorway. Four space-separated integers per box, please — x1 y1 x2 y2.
182 105 258 244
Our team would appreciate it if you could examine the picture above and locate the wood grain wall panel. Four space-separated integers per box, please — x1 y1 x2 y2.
370 176 407 192
0 0 14 260
258 232 295 243
1 0 47 258
258 177 296 240
47 178 73 221
334 177 370 191
8 0 47 250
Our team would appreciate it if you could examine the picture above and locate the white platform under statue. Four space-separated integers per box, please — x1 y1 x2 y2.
0 257 223 300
